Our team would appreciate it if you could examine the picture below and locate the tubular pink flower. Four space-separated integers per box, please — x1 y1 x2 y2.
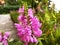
18 15 26 22
0 32 10 45
33 36 37 43
3 32 10 40
30 16 41 28
17 26 32 43
33 29 42 37
15 23 24 31
18 6 24 14
29 36 34 43
28 8 34 18
18 15 27 25
2 32 10 45
2 39 8 45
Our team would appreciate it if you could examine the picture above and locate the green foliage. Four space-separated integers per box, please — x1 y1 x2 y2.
9 0 60 45
0 5 19 14
8 38 23 45
0 0 60 45
10 11 19 23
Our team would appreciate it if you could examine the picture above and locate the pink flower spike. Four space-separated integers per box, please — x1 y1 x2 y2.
15 6 43 45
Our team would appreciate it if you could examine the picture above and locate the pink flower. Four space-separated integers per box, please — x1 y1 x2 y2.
17 25 32 43
18 6 24 14
2 32 10 45
0 32 10 45
30 16 42 28
0 32 2 42
3 32 10 40
15 23 24 31
33 29 42 37
28 8 34 18
30 17 42 37
33 36 37 43
29 36 37 43
18 15 26 21
18 15 27 25
15 7 42 45
29 36 34 43
2 39 8 45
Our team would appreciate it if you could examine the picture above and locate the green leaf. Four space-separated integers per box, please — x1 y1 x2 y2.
45 13 50 23
38 40 43 45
